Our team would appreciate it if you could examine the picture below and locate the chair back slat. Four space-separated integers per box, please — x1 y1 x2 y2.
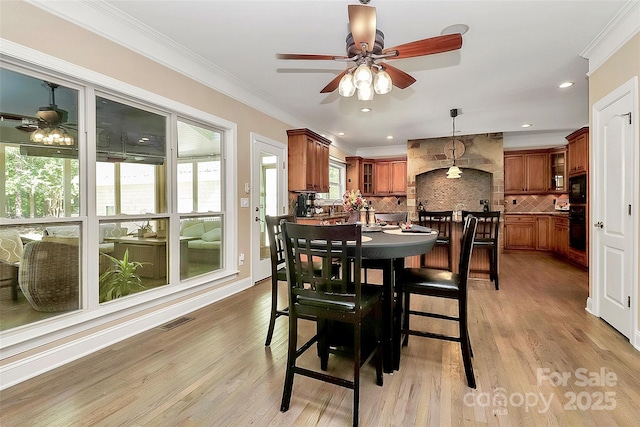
461 211 500 243
458 216 478 289
282 223 362 313
265 214 295 273
418 210 453 239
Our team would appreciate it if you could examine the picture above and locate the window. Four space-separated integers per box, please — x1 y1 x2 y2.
0 63 233 331
316 159 345 202
177 119 224 279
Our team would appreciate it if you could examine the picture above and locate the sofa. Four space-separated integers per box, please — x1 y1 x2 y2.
180 219 222 265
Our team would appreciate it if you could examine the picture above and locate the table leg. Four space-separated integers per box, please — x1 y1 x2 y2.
382 258 395 373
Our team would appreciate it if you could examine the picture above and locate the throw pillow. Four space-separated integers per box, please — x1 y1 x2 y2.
0 229 23 263
201 228 221 242
181 222 206 238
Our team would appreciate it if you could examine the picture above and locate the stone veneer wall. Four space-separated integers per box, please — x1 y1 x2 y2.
407 133 504 220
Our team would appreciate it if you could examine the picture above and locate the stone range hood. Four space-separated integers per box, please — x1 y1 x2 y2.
407 133 504 219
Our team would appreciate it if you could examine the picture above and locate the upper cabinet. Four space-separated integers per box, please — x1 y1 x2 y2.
504 151 549 194
549 148 567 193
287 128 331 193
504 147 567 194
566 127 589 176
346 156 407 196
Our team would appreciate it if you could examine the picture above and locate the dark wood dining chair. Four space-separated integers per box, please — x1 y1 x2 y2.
264 214 295 346
363 211 408 283
462 210 500 290
418 210 453 271
395 216 478 388
280 223 383 427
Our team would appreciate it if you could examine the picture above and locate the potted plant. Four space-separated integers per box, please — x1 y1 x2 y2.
99 249 147 302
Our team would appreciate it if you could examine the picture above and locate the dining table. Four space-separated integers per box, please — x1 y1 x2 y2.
356 226 438 372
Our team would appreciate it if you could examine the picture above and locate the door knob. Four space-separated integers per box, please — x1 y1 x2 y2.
594 221 603 228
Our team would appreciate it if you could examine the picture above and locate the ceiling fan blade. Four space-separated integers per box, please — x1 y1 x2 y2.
381 64 416 89
320 69 349 93
384 33 463 60
276 53 348 61
348 4 376 52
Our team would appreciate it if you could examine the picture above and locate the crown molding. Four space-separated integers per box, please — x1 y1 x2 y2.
581 0 640 75
23 0 352 151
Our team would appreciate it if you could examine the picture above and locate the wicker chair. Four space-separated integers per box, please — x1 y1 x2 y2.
19 240 80 312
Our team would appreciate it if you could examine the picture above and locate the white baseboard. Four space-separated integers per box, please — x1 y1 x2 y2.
585 297 595 315
634 330 640 352
0 277 252 390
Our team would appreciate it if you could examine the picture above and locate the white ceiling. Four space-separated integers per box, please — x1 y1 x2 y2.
29 0 629 155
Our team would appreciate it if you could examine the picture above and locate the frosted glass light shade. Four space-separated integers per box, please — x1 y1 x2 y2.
354 63 373 90
446 165 462 179
374 70 392 94
338 73 356 97
357 83 374 101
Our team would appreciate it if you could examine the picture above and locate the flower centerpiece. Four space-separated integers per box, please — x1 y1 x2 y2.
343 189 367 211
343 189 368 223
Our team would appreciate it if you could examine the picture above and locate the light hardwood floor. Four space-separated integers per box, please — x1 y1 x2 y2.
1 252 639 426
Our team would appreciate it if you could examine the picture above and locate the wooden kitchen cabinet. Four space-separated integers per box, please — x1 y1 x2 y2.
549 148 567 192
287 128 331 192
566 127 589 176
504 151 548 194
552 216 569 258
504 215 535 249
346 156 406 196
374 159 407 195
536 215 551 250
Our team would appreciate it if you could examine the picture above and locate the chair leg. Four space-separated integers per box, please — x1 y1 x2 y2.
393 289 403 369
459 301 476 389
492 247 499 290
280 314 298 412
352 318 361 427
402 292 410 347
318 319 329 371
376 302 384 386
265 277 280 346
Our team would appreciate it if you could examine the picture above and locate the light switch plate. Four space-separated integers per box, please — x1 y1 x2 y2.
240 198 249 207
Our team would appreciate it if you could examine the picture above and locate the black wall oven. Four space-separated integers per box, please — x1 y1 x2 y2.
569 174 587 205
569 205 586 251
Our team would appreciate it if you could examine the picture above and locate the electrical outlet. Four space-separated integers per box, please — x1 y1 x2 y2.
512 199 517 204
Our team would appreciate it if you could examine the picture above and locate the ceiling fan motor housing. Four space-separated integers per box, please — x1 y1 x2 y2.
346 29 384 56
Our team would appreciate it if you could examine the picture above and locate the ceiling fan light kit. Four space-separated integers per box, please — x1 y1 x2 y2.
276 3 463 100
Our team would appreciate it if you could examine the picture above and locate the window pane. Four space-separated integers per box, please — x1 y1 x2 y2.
95 96 166 215
0 223 82 331
99 219 169 303
179 215 223 279
1 68 79 219
177 120 222 213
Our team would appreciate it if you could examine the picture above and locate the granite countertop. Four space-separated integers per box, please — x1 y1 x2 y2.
297 212 350 220
505 211 570 216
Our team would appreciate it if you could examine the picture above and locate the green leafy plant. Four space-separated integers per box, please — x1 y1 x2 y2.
99 249 147 302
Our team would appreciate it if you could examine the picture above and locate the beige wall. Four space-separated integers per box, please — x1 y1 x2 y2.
1 0 295 283
588 33 640 331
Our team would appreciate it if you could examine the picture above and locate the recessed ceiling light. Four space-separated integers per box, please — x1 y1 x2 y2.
522 123 532 128
441 24 469 36
338 132 345 136
361 107 372 113
558 82 574 89
386 135 394 140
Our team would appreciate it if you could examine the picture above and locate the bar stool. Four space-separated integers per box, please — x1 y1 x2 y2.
461 210 500 290
418 210 453 271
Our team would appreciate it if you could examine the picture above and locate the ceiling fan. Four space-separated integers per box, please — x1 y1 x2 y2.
0 81 76 145
276 0 463 99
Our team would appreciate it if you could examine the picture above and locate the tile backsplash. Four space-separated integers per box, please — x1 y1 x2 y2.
504 193 569 213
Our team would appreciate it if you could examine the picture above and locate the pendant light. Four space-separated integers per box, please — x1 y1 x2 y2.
446 108 462 179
